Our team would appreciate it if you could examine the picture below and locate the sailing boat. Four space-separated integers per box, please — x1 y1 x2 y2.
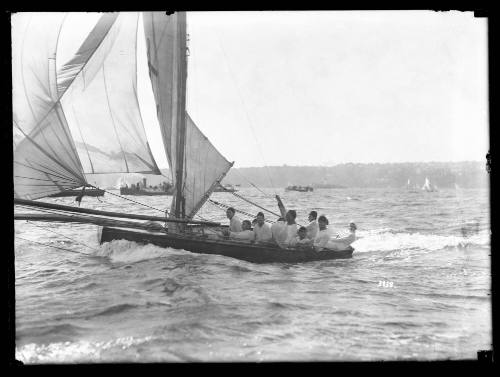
422 177 437 192
407 178 419 193
13 12 353 264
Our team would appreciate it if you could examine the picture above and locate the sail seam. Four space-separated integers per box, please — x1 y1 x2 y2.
71 105 95 174
21 158 84 184
52 104 86 172
186 162 234 219
16 122 82 183
130 30 161 175
14 161 78 185
15 126 86 185
19 14 39 129
21 13 119 141
101 65 130 173
14 168 79 186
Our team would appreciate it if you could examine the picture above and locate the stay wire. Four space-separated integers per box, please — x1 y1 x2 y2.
228 190 281 218
214 31 277 193
88 185 167 214
207 198 274 224
26 220 99 252
16 236 92 256
229 168 274 199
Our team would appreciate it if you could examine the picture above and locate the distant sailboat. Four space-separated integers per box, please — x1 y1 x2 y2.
422 177 438 192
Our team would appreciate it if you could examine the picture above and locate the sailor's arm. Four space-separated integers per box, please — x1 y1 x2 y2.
275 195 287 219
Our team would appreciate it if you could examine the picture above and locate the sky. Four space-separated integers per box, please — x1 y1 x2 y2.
58 11 489 169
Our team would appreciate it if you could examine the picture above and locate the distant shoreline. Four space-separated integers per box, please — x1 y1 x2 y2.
90 161 489 189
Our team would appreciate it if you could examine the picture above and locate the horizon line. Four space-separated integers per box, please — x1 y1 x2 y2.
154 159 486 170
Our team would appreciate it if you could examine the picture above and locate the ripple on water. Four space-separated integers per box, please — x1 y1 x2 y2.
85 303 139 319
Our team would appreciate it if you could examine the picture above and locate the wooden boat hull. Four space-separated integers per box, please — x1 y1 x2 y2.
49 189 105 197
100 227 354 264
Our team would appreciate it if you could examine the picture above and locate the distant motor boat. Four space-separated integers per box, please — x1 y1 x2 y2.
213 184 238 193
285 185 314 192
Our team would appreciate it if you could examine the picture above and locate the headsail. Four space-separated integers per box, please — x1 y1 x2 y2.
183 114 233 218
60 12 161 175
12 13 87 200
143 11 232 218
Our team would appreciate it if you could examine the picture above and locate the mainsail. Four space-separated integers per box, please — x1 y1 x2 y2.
143 11 233 219
12 13 88 200
60 12 161 175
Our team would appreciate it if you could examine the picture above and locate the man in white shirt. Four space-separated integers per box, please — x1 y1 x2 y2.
290 226 312 248
327 222 357 250
253 212 272 243
313 215 332 251
226 220 255 241
226 207 242 232
272 195 294 247
278 210 298 248
306 211 319 240
271 217 287 244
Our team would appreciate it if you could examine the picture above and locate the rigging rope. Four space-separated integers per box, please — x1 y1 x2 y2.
214 31 277 192
207 199 274 224
228 168 274 199
26 220 99 252
88 185 166 214
229 190 281 218
16 236 92 256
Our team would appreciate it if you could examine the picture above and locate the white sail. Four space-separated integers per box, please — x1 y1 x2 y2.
143 11 233 219
60 12 161 175
422 177 430 190
142 11 180 173
12 13 87 200
183 114 233 218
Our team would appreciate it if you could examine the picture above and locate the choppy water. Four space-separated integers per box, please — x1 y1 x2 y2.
14 188 491 362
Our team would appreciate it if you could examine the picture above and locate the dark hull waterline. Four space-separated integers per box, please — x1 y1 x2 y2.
100 227 354 264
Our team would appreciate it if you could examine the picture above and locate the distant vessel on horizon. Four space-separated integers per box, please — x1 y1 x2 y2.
422 177 438 192
285 185 314 192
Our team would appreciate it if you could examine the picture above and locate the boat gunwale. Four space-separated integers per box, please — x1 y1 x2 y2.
101 226 354 255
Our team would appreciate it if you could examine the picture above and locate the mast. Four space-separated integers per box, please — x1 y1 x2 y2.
174 12 188 219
